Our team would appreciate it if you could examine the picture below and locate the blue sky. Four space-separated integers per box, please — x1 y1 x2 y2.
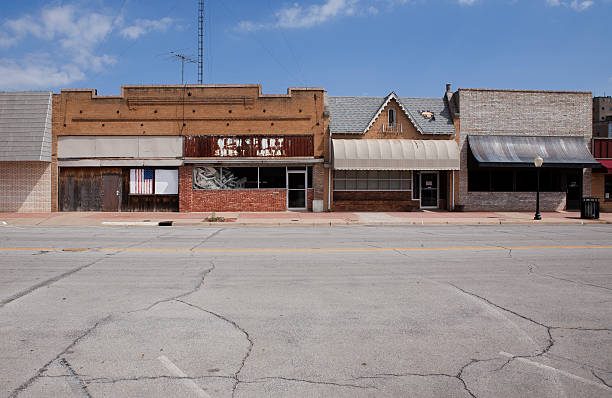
1 0 611 97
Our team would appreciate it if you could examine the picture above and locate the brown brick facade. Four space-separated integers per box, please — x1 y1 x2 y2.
456 89 593 211
0 162 51 212
53 85 329 212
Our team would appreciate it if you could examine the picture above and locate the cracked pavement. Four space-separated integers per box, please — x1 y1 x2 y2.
1 225 612 397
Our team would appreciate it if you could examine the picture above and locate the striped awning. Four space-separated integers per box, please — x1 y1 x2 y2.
468 135 601 168
332 139 460 170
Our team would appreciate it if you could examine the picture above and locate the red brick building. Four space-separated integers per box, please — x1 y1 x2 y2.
52 85 329 212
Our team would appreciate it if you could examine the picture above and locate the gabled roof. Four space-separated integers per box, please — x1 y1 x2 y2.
328 93 456 135
0 92 52 162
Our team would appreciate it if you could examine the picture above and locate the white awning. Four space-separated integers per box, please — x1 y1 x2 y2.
332 139 460 170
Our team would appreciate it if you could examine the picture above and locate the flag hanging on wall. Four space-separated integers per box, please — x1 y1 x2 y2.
130 168 154 194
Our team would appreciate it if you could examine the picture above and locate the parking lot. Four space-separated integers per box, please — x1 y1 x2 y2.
1 225 611 397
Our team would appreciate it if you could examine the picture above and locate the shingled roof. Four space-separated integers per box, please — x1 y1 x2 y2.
0 92 52 162
327 93 456 135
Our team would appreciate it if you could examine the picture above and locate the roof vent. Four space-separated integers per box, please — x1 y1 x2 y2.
421 111 435 120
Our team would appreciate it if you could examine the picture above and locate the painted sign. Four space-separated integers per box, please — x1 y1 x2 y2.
193 167 248 190
184 135 314 158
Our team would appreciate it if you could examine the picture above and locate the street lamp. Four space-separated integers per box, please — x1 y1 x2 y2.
534 155 543 220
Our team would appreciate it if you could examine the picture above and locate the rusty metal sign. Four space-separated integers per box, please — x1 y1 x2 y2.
184 135 314 157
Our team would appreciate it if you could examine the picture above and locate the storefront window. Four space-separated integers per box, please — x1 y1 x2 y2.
193 166 314 190
605 175 612 200
259 167 286 188
469 168 568 192
130 168 178 195
334 170 411 191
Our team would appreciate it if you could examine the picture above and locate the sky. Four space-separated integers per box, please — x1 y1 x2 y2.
0 0 611 97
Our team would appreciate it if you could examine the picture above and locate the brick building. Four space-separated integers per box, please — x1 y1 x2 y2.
591 97 612 212
449 87 599 211
593 96 612 138
52 85 329 212
327 91 459 211
0 92 52 212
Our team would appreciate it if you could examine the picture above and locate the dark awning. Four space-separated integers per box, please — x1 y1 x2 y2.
468 135 601 168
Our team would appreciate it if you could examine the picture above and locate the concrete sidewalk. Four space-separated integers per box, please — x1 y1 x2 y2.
1 210 611 226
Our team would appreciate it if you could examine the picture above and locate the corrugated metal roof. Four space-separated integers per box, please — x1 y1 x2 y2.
328 95 455 135
0 91 52 162
333 139 460 170
468 135 601 168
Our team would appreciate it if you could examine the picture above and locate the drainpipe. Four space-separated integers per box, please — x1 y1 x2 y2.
451 171 455 211
328 133 332 211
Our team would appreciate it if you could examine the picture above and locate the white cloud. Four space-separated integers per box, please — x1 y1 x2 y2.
120 17 175 40
0 57 86 90
0 4 174 89
546 0 594 10
238 0 359 31
458 0 478 5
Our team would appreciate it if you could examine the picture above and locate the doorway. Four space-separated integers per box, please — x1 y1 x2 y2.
566 170 582 211
287 169 307 210
102 174 122 212
420 172 439 208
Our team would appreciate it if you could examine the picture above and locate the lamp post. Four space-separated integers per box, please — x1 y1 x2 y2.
534 155 543 220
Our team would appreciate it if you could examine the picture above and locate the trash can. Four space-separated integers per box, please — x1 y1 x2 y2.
580 197 600 219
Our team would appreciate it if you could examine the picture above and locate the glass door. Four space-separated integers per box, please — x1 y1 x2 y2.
420 172 439 208
287 170 307 209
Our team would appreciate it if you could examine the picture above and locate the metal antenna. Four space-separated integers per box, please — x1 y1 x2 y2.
170 52 197 84
198 0 204 84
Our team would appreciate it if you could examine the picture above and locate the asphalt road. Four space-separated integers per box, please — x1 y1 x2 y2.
1 225 611 398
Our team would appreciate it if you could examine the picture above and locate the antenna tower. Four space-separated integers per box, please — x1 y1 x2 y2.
198 0 204 84
170 52 197 84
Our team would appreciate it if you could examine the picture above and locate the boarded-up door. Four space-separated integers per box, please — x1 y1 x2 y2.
102 174 121 212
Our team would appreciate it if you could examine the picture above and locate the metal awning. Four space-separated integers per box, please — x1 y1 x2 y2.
468 135 601 168
332 139 460 170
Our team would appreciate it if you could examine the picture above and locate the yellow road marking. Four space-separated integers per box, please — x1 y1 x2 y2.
0 245 611 253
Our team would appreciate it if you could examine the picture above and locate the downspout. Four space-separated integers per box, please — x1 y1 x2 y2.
451 171 454 211
328 133 332 211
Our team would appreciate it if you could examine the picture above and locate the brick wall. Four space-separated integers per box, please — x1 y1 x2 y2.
462 192 566 212
0 161 51 212
180 165 316 212
332 191 419 211
456 89 592 211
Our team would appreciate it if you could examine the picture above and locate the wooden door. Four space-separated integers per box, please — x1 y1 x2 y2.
102 174 121 212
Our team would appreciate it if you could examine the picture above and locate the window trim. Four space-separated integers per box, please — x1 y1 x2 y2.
333 169 412 192
388 109 396 125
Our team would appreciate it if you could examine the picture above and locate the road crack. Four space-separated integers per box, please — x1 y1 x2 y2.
58 358 92 397
190 228 225 250
0 255 112 307
591 370 612 389
129 260 216 313
9 316 110 398
355 358 498 397
247 376 374 390
80 374 234 384
175 299 253 398
449 283 555 372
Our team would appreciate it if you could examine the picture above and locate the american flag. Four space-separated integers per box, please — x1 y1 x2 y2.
130 168 154 194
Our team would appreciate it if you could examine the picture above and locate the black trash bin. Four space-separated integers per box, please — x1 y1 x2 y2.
580 197 600 219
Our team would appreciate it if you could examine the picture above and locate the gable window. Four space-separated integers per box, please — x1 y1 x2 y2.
388 109 396 125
